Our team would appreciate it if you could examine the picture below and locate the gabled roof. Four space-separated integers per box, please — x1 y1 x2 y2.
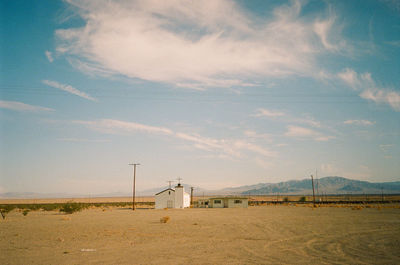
155 188 175 196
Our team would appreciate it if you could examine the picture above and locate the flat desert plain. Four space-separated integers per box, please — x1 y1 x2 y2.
1 205 399 264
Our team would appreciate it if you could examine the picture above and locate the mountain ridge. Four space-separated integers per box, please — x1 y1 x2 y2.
1 176 399 199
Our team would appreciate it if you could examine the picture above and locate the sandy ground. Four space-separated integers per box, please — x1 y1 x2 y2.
1 206 399 265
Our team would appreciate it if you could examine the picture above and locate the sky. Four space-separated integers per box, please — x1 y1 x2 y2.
1 0 400 195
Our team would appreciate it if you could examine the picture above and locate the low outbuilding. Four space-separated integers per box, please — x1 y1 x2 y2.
197 197 248 208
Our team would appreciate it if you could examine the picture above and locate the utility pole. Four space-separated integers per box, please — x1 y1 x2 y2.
311 174 315 207
316 169 319 202
177 177 182 185
190 187 194 207
129 163 140 211
167 180 174 189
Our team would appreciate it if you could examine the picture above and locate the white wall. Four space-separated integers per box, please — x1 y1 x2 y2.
211 199 224 208
227 198 248 208
184 192 191 208
155 189 175 209
174 185 184 208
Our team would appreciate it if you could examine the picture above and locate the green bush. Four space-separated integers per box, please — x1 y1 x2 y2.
0 204 16 219
299 196 306 202
22 210 30 216
41 204 59 211
59 202 85 214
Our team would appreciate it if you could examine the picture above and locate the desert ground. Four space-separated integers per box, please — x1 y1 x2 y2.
1 204 399 265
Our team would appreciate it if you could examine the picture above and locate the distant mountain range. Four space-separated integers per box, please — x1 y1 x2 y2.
1 177 399 199
239 176 400 195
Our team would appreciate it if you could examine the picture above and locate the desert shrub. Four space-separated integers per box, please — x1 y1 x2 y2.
22 209 30 216
26 204 41 211
298 196 306 202
283 197 289 202
0 204 16 219
41 204 59 211
59 202 85 214
160 216 170 223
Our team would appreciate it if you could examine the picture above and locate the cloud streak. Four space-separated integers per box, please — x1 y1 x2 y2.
253 108 285 118
74 119 275 158
338 68 400 111
344 120 375 126
45 50 54 62
284 125 334 142
252 108 322 128
43 80 97 101
56 0 345 88
0 100 54 112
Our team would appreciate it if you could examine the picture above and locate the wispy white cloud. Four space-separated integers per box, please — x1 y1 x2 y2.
284 125 334 141
43 80 97 101
337 68 400 111
344 119 375 126
0 100 54 112
285 125 316 137
57 138 110 143
74 119 173 135
313 14 345 52
293 117 321 128
360 89 400 111
244 130 272 141
253 108 322 128
253 108 285 118
56 0 345 88
45 50 54 62
74 119 275 158
337 68 361 90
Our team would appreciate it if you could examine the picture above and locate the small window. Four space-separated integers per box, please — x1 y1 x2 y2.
214 200 221 204
234 200 242 204
169 191 171 195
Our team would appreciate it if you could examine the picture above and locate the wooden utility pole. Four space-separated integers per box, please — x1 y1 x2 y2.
129 163 140 211
176 177 182 185
167 180 174 189
311 174 316 207
315 169 319 202
190 187 194 207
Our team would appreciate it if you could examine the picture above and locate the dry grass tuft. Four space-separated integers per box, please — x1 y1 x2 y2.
160 216 170 223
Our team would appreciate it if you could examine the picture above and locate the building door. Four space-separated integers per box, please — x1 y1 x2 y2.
167 200 173 208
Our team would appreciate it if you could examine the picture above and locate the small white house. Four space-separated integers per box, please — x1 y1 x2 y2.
155 183 191 209
197 197 248 208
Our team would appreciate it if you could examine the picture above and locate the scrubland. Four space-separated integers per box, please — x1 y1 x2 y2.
1 203 399 264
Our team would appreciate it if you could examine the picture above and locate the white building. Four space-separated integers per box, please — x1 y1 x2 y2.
155 183 191 209
197 197 248 208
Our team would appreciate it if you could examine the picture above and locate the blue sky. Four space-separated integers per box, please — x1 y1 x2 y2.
1 0 399 195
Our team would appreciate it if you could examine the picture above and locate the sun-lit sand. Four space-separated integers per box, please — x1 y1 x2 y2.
1 205 399 264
